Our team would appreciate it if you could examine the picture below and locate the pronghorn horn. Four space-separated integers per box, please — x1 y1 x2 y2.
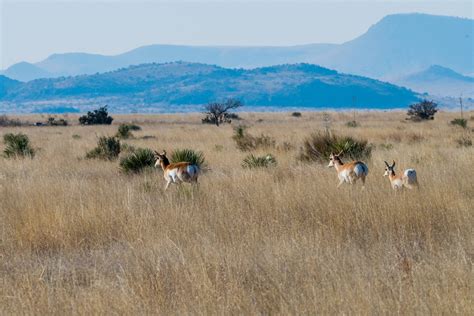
154 150 160 156
392 160 396 168
384 161 390 167
162 150 167 156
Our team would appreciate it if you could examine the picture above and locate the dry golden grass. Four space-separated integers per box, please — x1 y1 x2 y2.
0 111 472 314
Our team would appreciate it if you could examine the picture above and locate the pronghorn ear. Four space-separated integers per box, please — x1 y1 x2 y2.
338 150 344 156
162 150 167 156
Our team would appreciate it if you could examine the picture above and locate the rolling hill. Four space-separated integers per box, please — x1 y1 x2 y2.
394 65 474 98
0 62 418 113
2 13 472 82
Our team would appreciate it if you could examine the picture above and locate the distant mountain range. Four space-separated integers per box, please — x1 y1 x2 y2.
2 13 472 83
395 65 474 98
0 62 418 113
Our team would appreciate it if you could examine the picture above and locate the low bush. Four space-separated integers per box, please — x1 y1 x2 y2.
345 120 359 128
117 124 133 139
298 131 372 163
0 115 23 127
170 148 205 168
86 136 121 160
291 112 302 117
242 154 277 169
456 136 472 147
232 126 276 151
119 147 155 174
406 100 438 121
3 133 35 158
79 106 113 125
450 118 467 129
47 117 68 126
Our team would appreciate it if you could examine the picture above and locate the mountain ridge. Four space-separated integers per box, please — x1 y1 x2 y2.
2 13 472 83
0 62 419 113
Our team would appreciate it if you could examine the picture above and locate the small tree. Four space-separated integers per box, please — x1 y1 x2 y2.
79 106 113 125
407 100 438 121
202 99 243 126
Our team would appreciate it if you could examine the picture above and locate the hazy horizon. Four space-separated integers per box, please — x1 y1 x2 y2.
1 0 473 69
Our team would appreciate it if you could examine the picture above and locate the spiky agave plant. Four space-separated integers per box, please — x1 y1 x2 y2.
170 148 206 168
119 147 155 174
242 154 277 169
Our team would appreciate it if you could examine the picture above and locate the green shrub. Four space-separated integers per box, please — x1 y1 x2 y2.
298 131 372 163
450 118 467 129
127 124 141 131
72 134 81 139
119 147 155 174
47 117 68 126
86 136 121 160
3 133 35 158
345 120 359 128
407 100 438 121
79 106 113 125
232 126 276 151
291 112 302 117
242 154 277 169
117 124 133 139
170 148 205 168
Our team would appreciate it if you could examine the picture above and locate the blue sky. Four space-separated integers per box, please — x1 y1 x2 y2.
1 0 472 69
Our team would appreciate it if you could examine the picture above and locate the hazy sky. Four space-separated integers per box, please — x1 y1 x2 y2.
1 0 472 69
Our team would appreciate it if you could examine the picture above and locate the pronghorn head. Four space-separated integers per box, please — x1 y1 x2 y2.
154 150 169 167
327 150 343 168
384 160 396 176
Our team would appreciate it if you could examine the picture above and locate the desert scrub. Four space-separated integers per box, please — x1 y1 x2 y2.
3 133 35 158
117 123 142 139
298 131 372 163
456 136 472 147
86 136 121 160
170 148 206 168
119 147 156 174
242 154 277 169
345 120 359 128
232 125 276 151
450 118 467 129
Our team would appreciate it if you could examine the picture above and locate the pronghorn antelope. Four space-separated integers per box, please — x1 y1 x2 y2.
383 160 418 190
327 151 369 187
154 150 199 190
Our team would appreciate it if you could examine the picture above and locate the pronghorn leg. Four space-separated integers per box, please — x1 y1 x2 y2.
337 179 344 188
164 180 171 190
361 176 366 188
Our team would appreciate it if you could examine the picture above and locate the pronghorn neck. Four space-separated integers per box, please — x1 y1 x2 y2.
388 170 397 181
160 156 170 170
333 157 344 172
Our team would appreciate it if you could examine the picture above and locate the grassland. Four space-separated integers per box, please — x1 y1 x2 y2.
0 111 472 314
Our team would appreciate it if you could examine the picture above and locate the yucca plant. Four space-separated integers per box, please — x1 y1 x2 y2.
298 131 372 163
86 136 121 160
242 154 277 169
119 147 156 174
170 148 205 168
3 133 35 158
